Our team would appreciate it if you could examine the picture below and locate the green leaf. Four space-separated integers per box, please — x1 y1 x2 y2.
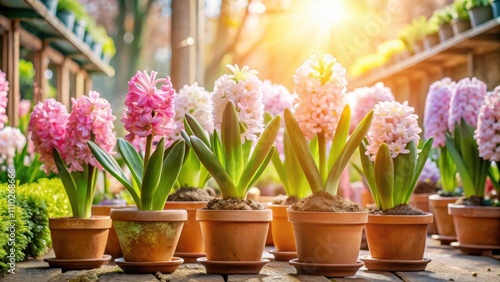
393 141 416 205
221 102 243 183
324 110 373 195
190 136 239 198
141 138 166 210
445 134 475 196
284 108 323 193
374 143 394 210
212 130 225 165
437 146 457 193
271 150 288 194
328 105 350 171
404 138 433 203
359 140 381 207
238 115 281 194
185 114 211 146
117 139 144 188
246 147 277 194
53 148 79 217
284 129 308 198
152 141 186 210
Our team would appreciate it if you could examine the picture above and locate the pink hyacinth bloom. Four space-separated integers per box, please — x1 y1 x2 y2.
212 65 264 143
64 91 116 172
0 126 27 169
423 78 455 148
476 86 500 162
122 70 176 143
293 52 347 140
19 99 31 117
262 80 295 117
348 82 394 131
448 77 487 131
28 99 69 174
0 70 9 129
366 101 422 159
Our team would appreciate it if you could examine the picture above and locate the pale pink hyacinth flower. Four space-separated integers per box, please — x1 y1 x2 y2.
28 99 69 174
64 91 116 172
0 70 9 129
0 126 27 168
475 86 500 162
348 82 394 131
293 52 347 140
212 65 264 143
19 99 31 117
122 70 176 144
366 101 422 159
448 77 487 131
169 82 213 141
423 78 455 148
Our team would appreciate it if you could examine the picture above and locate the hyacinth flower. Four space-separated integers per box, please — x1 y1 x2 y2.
183 65 280 199
29 93 117 218
0 70 8 129
475 86 500 202
89 71 186 210
359 101 433 210
169 82 214 189
284 51 373 196
445 77 489 198
348 82 394 131
423 78 458 195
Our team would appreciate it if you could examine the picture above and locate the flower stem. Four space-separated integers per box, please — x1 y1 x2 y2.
144 134 153 168
85 164 97 218
318 133 327 186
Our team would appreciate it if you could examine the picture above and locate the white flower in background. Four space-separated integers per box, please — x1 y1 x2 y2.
0 126 27 168
212 65 264 143
169 82 214 141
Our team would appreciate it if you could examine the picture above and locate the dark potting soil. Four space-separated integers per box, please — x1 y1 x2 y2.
272 194 300 205
413 181 440 194
289 190 365 212
168 187 216 201
369 204 427 215
205 198 264 210
455 196 487 206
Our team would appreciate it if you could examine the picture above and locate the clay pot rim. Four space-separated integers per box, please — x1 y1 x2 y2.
287 210 368 224
196 209 272 222
49 216 112 229
367 213 433 224
448 204 500 218
428 195 460 207
164 201 209 210
268 204 290 217
110 208 187 222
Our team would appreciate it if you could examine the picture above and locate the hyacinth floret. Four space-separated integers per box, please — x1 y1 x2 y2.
348 82 394 129
212 64 264 143
419 159 440 184
0 70 9 129
476 86 500 162
448 77 487 131
423 77 455 148
366 101 422 159
293 51 348 140
0 126 26 169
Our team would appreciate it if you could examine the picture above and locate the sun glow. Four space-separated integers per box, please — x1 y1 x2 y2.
308 0 346 27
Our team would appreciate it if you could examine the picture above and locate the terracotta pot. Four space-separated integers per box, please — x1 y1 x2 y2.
110 208 187 262
423 33 440 49
288 210 367 264
438 24 454 41
91 205 129 258
468 5 493 27
410 193 438 234
49 216 111 259
428 195 459 238
451 19 472 35
196 209 271 261
448 204 500 246
365 214 433 260
164 201 207 254
269 205 295 251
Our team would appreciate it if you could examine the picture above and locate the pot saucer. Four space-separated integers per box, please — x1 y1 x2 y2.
197 257 269 274
174 252 206 263
114 257 184 274
44 255 111 270
450 242 500 258
360 255 431 271
431 234 457 245
269 249 297 262
288 258 364 277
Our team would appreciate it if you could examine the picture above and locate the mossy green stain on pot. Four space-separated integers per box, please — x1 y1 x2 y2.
113 220 184 262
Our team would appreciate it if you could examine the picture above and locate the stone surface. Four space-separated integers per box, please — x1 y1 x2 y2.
396 260 500 282
99 273 159 281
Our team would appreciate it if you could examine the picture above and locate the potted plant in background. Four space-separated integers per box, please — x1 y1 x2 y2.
164 82 215 263
359 100 433 271
446 80 500 254
102 36 116 64
423 15 440 49
41 0 59 15
56 0 79 30
465 0 494 27
433 6 455 41
283 52 373 277
424 78 462 245
28 92 116 269
89 70 187 274
493 0 500 17
183 65 280 275
451 0 472 35
72 4 88 40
